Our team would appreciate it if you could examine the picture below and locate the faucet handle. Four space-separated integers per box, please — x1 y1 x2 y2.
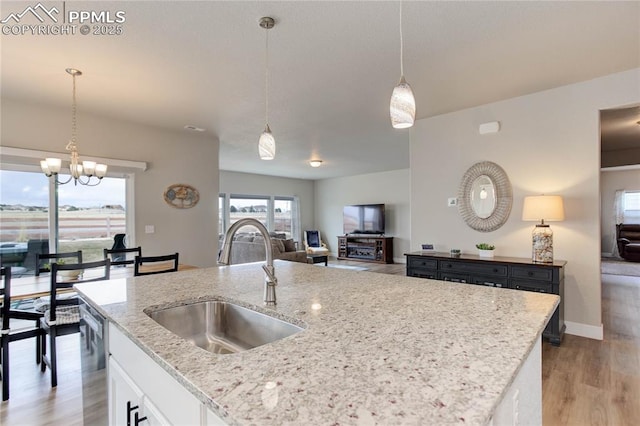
262 264 277 284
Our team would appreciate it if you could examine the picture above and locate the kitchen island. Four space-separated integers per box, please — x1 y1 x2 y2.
75 260 559 425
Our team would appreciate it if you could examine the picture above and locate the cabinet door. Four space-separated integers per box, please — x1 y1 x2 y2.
108 357 144 426
142 396 171 426
204 406 228 426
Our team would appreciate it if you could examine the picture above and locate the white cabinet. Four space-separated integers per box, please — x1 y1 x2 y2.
108 323 226 426
109 357 145 426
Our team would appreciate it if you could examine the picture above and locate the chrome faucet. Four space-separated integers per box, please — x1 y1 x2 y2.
218 218 278 305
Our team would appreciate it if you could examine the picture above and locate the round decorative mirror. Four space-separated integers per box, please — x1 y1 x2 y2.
470 175 496 219
458 161 512 232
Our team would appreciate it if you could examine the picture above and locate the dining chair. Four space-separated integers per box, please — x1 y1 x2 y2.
40 259 110 388
1 267 45 401
103 246 142 266
22 239 49 275
134 253 179 276
35 250 83 276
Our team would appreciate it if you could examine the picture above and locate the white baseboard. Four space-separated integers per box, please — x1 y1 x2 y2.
393 257 406 264
601 252 613 258
565 321 603 340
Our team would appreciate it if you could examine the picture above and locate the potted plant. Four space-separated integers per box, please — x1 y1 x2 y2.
476 243 495 258
45 259 83 279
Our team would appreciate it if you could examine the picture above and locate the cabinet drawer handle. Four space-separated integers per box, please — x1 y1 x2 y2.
135 412 148 425
127 401 139 426
528 271 534 276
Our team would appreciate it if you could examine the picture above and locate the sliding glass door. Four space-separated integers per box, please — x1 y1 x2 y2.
0 169 127 272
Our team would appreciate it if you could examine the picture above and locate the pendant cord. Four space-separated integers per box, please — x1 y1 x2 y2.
399 1 404 77
265 27 269 126
71 73 77 146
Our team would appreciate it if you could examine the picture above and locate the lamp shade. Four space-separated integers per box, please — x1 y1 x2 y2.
522 195 565 222
258 124 275 160
390 76 415 129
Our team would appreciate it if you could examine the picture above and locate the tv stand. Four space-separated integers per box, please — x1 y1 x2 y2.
337 235 393 264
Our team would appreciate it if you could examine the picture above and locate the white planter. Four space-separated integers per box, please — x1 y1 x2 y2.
478 249 494 258
58 269 83 280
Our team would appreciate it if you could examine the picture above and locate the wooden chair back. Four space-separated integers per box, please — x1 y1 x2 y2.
134 253 179 276
104 246 142 266
35 251 83 276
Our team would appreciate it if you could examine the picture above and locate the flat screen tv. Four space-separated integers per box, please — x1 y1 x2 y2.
343 204 385 235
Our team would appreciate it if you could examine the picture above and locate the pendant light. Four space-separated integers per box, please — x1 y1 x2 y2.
390 1 416 129
258 17 276 160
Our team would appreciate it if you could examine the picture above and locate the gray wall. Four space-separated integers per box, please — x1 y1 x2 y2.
600 167 640 255
410 68 639 339
314 169 411 262
1 99 219 267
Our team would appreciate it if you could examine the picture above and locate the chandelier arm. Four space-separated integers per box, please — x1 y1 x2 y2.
55 175 74 185
76 175 104 186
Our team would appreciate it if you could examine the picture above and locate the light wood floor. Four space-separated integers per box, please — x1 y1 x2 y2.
1 261 638 425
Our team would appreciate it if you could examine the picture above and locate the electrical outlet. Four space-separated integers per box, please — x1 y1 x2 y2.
145 225 155 234
447 197 458 207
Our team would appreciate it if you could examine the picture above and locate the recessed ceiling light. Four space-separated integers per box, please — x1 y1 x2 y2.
184 125 206 132
309 160 323 168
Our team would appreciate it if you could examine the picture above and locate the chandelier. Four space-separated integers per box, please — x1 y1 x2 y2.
40 68 107 186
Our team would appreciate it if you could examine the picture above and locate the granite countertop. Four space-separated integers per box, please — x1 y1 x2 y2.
75 261 559 425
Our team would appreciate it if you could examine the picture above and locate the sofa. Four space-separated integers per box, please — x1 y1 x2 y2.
616 224 640 262
218 232 307 265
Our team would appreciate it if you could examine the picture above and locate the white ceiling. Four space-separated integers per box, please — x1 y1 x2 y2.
2 1 639 179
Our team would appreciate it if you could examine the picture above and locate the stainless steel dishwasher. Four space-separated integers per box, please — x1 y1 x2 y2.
79 297 108 426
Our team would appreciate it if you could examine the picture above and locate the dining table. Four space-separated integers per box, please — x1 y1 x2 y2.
6 263 197 301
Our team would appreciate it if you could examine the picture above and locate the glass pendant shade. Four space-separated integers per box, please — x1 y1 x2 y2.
258 124 276 160
390 76 416 129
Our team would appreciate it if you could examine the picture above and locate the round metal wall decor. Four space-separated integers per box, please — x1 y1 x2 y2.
457 161 512 232
163 183 199 209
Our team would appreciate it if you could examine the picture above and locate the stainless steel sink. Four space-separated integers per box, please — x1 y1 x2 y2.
147 301 303 354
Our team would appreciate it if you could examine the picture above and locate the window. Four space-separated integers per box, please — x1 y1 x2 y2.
0 168 128 270
57 174 126 261
0 170 50 243
623 191 640 223
218 194 225 237
274 197 297 239
222 194 299 241
229 196 269 230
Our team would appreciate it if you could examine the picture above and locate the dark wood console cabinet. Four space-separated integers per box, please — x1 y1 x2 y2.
405 252 566 345
338 236 394 264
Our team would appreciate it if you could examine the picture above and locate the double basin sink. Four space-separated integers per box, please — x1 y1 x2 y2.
147 300 304 354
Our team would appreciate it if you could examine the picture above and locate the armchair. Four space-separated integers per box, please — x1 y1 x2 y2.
616 224 640 262
304 230 329 255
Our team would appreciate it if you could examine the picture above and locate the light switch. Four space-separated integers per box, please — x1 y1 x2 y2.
145 225 155 234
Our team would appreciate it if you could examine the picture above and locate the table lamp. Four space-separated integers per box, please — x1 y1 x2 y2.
522 195 565 263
